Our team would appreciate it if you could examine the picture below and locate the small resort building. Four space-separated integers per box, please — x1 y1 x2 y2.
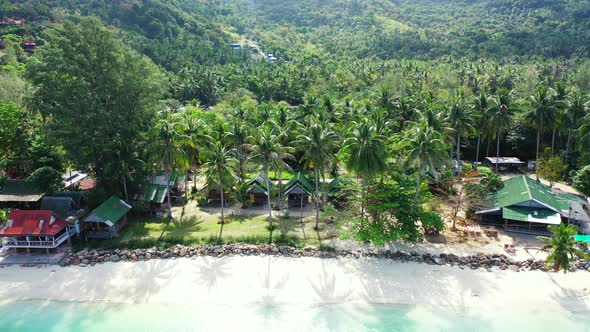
0 179 44 209
82 196 132 239
143 183 169 217
0 210 73 252
62 171 88 189
246 174 272 207
283 172 314 208
476 175 590 235
484 157 525 173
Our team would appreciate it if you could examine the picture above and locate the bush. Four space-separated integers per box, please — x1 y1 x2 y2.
195 195 207 206
265 222 279 231
420 210 445 235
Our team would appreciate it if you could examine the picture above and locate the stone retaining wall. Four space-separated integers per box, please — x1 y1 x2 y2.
62 244 590 273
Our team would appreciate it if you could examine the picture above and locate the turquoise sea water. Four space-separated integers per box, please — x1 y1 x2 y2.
0 300 588 332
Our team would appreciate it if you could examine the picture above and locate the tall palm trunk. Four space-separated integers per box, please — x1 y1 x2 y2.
314 170 320 230
276 166 283 211
164 166 173 221
360 177 366 219
456 133 461 174
565 130 572 162
265 164 273 231
486 138 490 158
122 174 129 202
475 133 481 170
535 128 541 180
218 177 225 243
495 130 500 173
413 173 421 210
551 127 556 156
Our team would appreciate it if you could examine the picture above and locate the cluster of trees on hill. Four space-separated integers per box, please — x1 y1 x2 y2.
2 1 590 246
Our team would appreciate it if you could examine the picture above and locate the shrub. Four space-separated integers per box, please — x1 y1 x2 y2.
195 195 207 206
420 210 445 235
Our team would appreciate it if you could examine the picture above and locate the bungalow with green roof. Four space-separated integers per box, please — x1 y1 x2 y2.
476 175 590 235
148 170 187 203
0 179 44 209
284 172 314 208
247 174 272 207
40 197 78 218
82 195 132 239
143 183 169 217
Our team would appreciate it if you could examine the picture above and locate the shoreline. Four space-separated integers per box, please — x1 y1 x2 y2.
0 256 588 309
54 243 590 273
0 256 588 331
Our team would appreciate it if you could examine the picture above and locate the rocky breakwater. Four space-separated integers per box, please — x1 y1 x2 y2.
62 244 590 273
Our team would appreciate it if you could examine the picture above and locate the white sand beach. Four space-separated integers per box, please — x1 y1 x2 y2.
0 257 588 320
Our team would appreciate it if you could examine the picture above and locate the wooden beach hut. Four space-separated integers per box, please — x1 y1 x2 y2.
283 172 314 208
82 196 132 239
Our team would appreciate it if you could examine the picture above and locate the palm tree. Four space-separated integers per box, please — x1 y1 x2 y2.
525 86 557 175
402 122 447 209
445 95 474 173
104 143 144 201
295 120 339 229
156 111 189 220
564 90 588 163
551 82 568 155
247 125 281 231
343 118 386 219
472 92 493 170
538 223 588 272
181 109 205 192
202 140 237 243
228 119 248 180
489 90 517 172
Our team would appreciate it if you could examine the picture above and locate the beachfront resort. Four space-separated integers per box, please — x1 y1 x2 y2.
2 1 590 329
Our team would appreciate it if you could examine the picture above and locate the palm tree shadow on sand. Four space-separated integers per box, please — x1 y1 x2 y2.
255 256 290 323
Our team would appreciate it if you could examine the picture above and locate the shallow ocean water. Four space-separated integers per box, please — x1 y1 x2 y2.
0 300 588 332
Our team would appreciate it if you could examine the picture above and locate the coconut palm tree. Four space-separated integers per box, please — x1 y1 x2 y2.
342 118 386 219
402 122 447 209
524 86 557 174
551 82 568 155
295 120 339 230
247 125 282 231
202 140 237 243
564 90 588 163
181 109 205 192
538 223 588 272
489 89 517 172
445 94 474 173
472 92 493 169
228 119 248 181
155 111 190 220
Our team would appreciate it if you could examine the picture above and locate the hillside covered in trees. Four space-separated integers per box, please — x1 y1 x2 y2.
2 0 590 242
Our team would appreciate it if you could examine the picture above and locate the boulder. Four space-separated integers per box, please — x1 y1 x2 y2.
110 254 120 262
508 265 519 272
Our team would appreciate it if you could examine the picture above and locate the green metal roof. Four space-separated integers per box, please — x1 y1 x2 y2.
0 179 41 195
502 206 561 225
247 174 272 193
83 195 132 225
0 179 44 202
574 235 590 243
490 176 572 212
143 183 168 204
284 172 314 195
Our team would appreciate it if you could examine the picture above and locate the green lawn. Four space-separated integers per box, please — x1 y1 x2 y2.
76 207 340 250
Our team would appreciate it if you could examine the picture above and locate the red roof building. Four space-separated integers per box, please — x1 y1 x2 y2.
0 210 73 249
